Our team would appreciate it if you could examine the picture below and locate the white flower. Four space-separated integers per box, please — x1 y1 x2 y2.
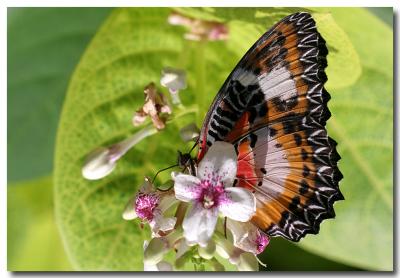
160 67 187 105
227 220 269 255
160 67 187 92
123 177 177 236
172 141 256 247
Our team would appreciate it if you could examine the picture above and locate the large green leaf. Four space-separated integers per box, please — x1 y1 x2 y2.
297 8 393 271
54 7 386 270
7 8 111 182
8 177 72 270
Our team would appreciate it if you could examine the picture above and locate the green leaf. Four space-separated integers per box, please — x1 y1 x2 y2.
330 8 393 77
8 177 72 270
366 8 393 28
54 7 383 271
7 8 111 182
298 9 393 270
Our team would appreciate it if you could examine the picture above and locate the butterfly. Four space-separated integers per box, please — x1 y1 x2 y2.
192 12 344 242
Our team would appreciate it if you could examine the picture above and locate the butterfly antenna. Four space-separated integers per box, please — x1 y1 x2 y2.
189 139 199 155
152 164 178 184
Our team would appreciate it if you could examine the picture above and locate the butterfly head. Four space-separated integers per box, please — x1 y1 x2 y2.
177 150 197 176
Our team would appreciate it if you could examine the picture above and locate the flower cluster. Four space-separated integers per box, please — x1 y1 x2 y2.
123 142 269 271
81 47 269 270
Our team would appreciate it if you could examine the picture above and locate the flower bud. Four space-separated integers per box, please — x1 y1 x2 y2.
236 252 259 271
155 261 173 271
214 232 235 260
82 125 157 180
81 147 116 180
215 244 230 259
122 196 137 220
143 238 169 265
198 240 216 260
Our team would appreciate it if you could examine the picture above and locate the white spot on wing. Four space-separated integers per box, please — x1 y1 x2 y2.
258 66 297 100
231 68 257 87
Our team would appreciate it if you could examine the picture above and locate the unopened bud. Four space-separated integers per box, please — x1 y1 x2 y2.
154 261 173 271
81 147 116 180
198 240 216 260
236 252 259 271
144 238 169 265
122 196 137 220
214 232 235 260
82 125 157 180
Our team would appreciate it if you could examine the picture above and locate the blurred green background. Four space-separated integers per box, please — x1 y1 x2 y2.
7 7 393 271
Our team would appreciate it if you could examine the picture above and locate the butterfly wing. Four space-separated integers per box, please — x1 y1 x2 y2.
197 12 343 241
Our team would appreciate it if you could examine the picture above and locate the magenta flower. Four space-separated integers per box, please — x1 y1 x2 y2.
123 177 177 236
135 190 160 222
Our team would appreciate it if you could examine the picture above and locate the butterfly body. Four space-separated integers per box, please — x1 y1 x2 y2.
196 12 343 242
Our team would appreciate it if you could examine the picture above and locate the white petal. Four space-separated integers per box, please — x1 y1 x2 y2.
227 220 259 254
198 141 237 187
182 203 218 247
159 216 177 232
160 67 187 91
219 187 256 222
173 173 201 202
150 213 177 235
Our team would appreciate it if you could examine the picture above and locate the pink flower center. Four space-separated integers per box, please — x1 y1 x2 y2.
135 193 159 221
255 231 270 254
197 177 225 209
